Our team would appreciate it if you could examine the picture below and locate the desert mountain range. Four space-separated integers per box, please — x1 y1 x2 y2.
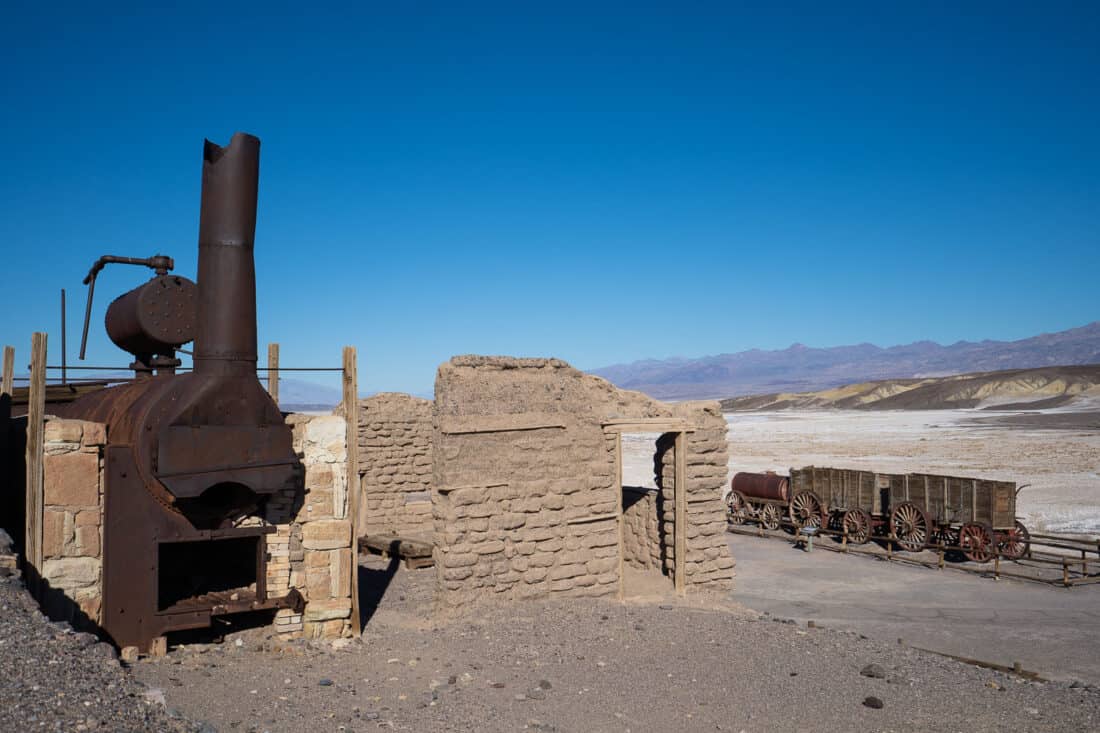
591 321 1100 400
719 364 1100 412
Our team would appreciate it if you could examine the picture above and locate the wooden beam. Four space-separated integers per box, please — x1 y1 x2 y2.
674 431 687 595
1 345 13 396
267 343 279 406
439 414 567 435
24 333 47 599
342 346 361 635
602 418 692 433
615 433 624 601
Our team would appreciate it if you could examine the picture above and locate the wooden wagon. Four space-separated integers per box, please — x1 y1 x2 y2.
728 466 1030 562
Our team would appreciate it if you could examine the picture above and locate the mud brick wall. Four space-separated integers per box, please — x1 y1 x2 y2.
621 487 661 570
433 357 621 605
432 355 735 606
657 404 735 591
357 393 433 538
265 413 353 639
39 418 106 626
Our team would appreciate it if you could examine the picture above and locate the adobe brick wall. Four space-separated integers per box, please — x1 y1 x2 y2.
357 393 433 538
621 487 661 571
431 355 734 607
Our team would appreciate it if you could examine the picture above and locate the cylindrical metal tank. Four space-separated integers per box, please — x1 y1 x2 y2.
105 274 197 357
731 471 790 502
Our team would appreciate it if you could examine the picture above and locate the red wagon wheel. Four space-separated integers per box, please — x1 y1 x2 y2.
889 501 928 552
726 491 749 525
758 503 781 531
959 522 994 563
789 491 825 529
841 508 871 544
998 520 1031 560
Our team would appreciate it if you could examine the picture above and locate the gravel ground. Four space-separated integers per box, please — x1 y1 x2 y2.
0 575 207 733
130 557 1100 733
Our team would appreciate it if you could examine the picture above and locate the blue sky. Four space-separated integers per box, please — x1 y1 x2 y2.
2 2 1097 395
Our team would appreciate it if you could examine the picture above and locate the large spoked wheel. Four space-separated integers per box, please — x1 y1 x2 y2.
998 520 1031 561
759 503 781 531
841 508 871 544
789 491 825 530
889 501 929 552
959 522 994 563
726 491 750 524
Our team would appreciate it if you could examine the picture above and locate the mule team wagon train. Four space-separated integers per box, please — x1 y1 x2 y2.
726 467 1030 563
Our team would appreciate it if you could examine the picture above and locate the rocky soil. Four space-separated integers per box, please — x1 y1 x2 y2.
0 574 208 732
128 556 1100 733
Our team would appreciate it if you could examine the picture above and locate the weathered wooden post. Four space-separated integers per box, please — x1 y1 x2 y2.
1 345 13 396
24 333 47 599
343 346 361 633
267 342 279 405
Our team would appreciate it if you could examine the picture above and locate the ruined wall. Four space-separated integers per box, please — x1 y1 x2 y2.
357 393 433 538
658 404 735 591
39 418 105 625
433 357 621 605
266 413 353 639
432 355 735 607
621 487 661 570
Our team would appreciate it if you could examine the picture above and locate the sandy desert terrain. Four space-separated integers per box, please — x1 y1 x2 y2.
622 408 1100 534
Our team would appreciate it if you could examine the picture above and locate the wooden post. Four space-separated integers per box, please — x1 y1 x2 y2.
24 333 47 598
342 346 361 634
1 345 13 396
615 433 624 601
267 343 279 406
674 431 687 595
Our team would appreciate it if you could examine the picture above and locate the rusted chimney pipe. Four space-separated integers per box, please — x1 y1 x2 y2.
193 132 260 376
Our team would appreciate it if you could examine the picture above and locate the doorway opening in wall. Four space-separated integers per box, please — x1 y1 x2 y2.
619 432 675 599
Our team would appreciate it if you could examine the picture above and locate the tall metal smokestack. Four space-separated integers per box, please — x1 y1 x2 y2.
194 132 260 376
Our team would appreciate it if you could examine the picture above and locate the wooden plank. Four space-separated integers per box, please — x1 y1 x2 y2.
566 512 619 525
602 417 692 433
1 345 13 396
24 333 46 599
674 431 687 595
342 346 361 635
440 414 568 435
360 534 433 557
266 343 279 406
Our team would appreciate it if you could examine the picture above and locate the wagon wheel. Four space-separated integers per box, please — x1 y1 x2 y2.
889 501 928 552
758 503 781 531
789 491 825 530
998 520 1031 561
841 508 871 544
959 522 994 563
726 491 750 525
937 526 961 559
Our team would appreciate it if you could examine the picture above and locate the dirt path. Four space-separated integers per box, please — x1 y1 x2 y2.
131 556 1100 733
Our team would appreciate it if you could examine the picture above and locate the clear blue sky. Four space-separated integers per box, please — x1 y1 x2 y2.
2 2 1097 395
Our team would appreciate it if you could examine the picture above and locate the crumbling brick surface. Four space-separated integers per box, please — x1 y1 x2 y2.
431 355 734 607
357 393 433 538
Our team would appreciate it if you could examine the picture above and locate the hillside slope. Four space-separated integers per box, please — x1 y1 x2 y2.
719 364 1100 412
592 321 1100 400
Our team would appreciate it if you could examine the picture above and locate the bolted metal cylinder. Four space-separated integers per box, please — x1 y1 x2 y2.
105 274 197 357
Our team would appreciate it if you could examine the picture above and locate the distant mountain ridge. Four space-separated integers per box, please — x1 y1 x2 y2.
719 364 1100 412
591 321 1100 400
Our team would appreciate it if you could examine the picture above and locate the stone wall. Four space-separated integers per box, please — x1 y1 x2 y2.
39 418 105 625
432 355 735 607
267 413 354 639
621 487 661 570
357 393 433 538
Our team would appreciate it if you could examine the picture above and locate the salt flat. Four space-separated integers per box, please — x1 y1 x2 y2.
622 408 1100 534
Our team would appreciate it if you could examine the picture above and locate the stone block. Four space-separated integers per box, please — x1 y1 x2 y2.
82 422 106 446
301 519 351 550
42 511 66 558
76 525 100 557
44 420 83 443
43 451 100 507
42 557 99 588
304 599 352 622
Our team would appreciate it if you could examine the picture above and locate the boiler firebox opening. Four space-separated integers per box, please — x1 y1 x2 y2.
158 537 259 611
